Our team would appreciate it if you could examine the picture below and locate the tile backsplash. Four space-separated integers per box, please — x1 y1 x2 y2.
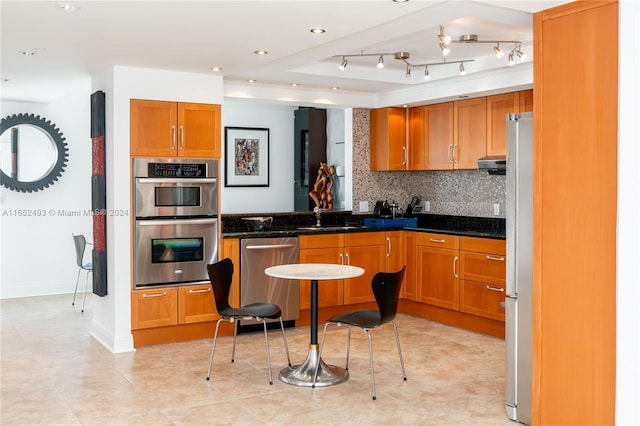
352 108 506 218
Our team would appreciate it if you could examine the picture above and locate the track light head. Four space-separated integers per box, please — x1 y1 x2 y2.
439 42 450 56
494 43 504 59
377 55 384 69
405 64 411 78
459 62 466 75
438 25 451 45
508 52 515 65
339 57 347 71
515 45 526 61
423 66 430 80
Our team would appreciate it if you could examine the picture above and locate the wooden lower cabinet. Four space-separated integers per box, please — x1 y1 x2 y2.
299 246 344 309
403 231 418 301
178 285 218 324
417 233 460 310
131 288 178 330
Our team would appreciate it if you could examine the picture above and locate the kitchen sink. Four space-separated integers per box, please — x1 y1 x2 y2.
296 225 364 232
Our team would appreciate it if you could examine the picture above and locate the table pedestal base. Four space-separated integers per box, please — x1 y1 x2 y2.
279 344 349 387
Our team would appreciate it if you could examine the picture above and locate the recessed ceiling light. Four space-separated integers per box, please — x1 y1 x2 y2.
310 27 326 34
248 79 257 83
57 3 78 12
254 50 268 55
210 66 222 72
392 0 410 2
290 83 299 87
20 51 36 56
331 86 339 90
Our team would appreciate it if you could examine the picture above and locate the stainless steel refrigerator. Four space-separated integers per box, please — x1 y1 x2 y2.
505 112 533 425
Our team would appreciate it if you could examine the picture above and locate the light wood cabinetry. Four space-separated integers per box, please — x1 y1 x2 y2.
178 284 218 324
518 89 533 113
425 102 454 170
417 233 460 309
459 237 506 321
130 99 221 158
131 288 178 330
370 107 406 171
532 2 617 424
453 97 487 169
222 238 240 308
407 107 428 170
403 231 418 301
299 232 386 307
486 92 520 157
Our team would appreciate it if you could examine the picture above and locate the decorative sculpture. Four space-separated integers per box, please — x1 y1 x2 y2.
309 162 335 210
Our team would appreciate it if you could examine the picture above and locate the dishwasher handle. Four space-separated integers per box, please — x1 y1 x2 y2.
245 244 297 250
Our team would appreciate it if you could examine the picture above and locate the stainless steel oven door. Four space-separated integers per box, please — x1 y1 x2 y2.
134 217 218 288
134 177 218 218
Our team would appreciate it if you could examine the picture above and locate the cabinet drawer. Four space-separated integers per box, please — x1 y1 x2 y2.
460 279 505 321
344 231 385 247
178 285 217 324
460 236 505 255
300 233 344 249
131 288 178 330
418 233 459 249
460 251 506 285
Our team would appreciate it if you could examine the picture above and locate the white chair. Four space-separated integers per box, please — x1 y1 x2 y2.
72 234 92 312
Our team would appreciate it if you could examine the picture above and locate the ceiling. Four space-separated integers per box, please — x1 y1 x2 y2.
0 0 572 104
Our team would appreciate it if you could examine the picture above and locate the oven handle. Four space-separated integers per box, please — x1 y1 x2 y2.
245 244 297 250
136 177 218 184
136 218 218 226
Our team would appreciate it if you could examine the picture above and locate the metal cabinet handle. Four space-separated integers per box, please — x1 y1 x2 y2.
402 146 407 166
486 255 505 262
179 125 185 150
142 292 167 298
486 285 505 293
453 256 458 278
453 144 458 164
386 237 391 257
345 252 350 265
430 238 446 243
170 125 176 150
188 288 211 294
339 253 344 265
448 144 453 164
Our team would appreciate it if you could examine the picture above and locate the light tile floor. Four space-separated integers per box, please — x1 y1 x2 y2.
1 294 514 425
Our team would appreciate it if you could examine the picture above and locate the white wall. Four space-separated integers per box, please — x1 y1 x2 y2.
221 99 296 213
616 1 640 424
0 83 92 298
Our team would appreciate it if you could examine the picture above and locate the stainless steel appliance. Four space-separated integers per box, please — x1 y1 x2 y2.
133 157 219 289
240 237 300 328
505 112 533 425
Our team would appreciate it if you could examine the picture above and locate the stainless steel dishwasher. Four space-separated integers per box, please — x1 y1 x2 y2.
239 237 300 330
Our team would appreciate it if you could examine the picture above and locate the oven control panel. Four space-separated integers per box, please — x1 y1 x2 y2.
147 163 207 178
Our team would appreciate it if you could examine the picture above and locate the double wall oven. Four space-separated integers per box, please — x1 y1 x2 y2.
133 157 219 289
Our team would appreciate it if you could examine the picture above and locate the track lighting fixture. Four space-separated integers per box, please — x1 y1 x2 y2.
377 55 384 69
494 43 504 59
338 57 347 71
442 27 525 64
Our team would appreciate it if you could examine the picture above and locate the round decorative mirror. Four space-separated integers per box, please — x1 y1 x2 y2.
0 113 69 192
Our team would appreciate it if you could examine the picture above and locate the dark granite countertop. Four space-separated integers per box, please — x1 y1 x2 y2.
222 212 505 240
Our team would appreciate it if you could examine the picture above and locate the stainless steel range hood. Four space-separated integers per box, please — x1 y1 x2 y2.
478 155 506 175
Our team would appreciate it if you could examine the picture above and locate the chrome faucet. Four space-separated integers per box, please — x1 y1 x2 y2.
313 206 329 227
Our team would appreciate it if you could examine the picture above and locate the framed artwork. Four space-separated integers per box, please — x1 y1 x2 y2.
224 127 269 187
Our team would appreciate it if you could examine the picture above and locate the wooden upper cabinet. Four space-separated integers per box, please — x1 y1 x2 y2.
425 102 454 170
486 93 520 157
408 106 427 170
453 97 487 169
519 89 534 113
370 107 407 171
130 99 221 158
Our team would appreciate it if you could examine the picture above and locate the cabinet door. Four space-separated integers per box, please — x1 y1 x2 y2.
131 288 178 330
486 93 520 157
454 97 487 169
370 107 407 171
519 89 534 113
425 102 454 170
403 231 418 301
130 99 177 157
299 247 344 309
460 280 506 321
408 106 427 170
222 238 240 308
385 231 405 273
344 243 386 304
177 103 221 158
178 284 218 324
418 246 459 310
460 251 506 286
